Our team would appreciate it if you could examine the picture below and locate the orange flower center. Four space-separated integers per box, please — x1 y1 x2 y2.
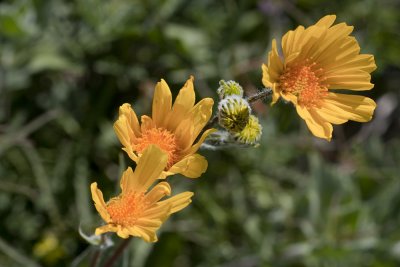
135 127 179 169
106 191 148 227
280 61 328 108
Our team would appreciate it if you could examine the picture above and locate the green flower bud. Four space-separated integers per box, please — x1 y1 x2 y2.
234 115 262 145
218 95 250 132
217 80 244 99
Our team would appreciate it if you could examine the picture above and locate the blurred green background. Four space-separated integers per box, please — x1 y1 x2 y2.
1 0 400 266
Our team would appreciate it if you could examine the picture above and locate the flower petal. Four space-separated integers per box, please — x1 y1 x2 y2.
321 92 376 122
118 103 141 137
90 183 111 223
182 128 216 156
141 202 172 220
119 167 135 192
113 116 134 150
282 26 305 60
324 54 376 75
315 14 336 27
144 182 171 205
167 76 196 131
133 225 158 242
94 224 118 236
116 226 131 239
188 99 214 143
152 79 172 128
141 115 155 132
166 154 208 178
131 145 168 191
296 105 333 141
174 98 214 150
157 191 194 214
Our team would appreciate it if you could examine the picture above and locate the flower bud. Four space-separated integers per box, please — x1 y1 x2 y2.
218 95 251 132
217 80 244 99
234 115 262 145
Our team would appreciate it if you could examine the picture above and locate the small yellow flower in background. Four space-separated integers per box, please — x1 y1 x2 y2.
114 76 214 178
91 145 193 242
262 15 377 141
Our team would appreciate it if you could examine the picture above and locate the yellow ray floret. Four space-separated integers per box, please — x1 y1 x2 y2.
262 15 377 141
91 145 193 242
114 76 215 178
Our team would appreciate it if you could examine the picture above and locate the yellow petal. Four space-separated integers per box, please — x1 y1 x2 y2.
167 154 208 178
174 97 213 150
261 64 273 88
322 92 376 122
141 115 155 132
158 191 193 214
282 26 305 60
144 182 171 205
113 116 134 149
167 76 196 131
94 224 118 236
152 79 172 128
281 92 298 105
119 167 135 193
90 183 111 223
118 103 141 137
174 119 195 151
188 98 214 144
122 147 139 162
131 145 168 192
324 54 376 75
317 36 360 67
116 226 131 239
296 105 333 141
141 203 172 220
315 14 336 27
134 225 158 242
326 70 374 90
267 39 284 81
316 106 349 124
182 128 216 156
136 218 163 229
294 25 326 61
311 23 354 61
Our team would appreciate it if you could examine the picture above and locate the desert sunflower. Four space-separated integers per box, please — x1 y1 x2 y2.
91 145 193 242
262 15 376 140
114 76 214 178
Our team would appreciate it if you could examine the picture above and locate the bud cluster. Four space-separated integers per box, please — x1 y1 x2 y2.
214 80 262 146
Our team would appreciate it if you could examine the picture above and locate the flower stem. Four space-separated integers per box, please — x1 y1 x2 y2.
89 248 101 267
102 238 132 267
246 88 272 103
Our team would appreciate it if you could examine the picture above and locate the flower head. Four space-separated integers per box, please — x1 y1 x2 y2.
91 145 193 242
114 76 215 178
262 15 377 140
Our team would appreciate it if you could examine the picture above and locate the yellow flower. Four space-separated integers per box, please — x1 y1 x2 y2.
114 76 214 178
262 15 377 141
91 145 193 242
